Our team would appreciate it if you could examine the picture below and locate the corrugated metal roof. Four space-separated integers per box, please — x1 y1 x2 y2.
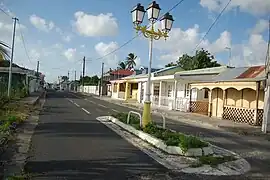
214 67 249 81
236 65 265 79
175 66 231 75
176 74 217 82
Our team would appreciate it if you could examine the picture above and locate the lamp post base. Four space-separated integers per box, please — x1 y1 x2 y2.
142 101 152 127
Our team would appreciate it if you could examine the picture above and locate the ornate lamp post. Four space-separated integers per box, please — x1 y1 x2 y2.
131 1 174 127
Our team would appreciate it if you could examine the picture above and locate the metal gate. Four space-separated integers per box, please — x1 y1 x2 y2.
175 97 190 112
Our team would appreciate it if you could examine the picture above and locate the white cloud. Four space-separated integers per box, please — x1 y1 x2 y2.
95 41 119 67
55 27 73 42
29 14 54 32
155 25 231 62
29 49 40 60
134 57 141 68
155 23 267 67
232 34 268 67
251 19 268 34
63 35 71 42
200 0 270 16
73 11 118 37
63 48 77 61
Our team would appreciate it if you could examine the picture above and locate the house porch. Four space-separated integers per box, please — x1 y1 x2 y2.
191 81 265 125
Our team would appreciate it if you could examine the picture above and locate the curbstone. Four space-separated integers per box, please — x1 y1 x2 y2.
110 116 210 157
97 116 251 176
202 146 214 156
184 148 203 157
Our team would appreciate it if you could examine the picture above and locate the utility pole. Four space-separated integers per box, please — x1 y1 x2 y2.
262 19 270 133
7 17 18 98
74 70 77 92
36 60 40 91
68 71 70 80
82 56 85 87
99 62 104 96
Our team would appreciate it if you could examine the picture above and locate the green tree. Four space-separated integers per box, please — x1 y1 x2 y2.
165 62 177 67
80 75 100 85
125 53 137 69
118 61 126 70
177 49 221 70
61 76 69 81
0 41 10 61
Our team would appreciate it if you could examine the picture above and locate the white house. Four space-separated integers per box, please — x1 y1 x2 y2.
110 66 231 114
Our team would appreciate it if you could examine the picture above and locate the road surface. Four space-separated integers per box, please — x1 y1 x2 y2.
25 91 260 179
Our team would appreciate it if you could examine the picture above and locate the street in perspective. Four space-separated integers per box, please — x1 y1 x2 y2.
0 0 270 180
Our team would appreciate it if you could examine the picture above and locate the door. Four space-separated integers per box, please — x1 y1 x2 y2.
212 88 224 118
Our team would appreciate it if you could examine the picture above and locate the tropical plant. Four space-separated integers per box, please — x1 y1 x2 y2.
117 61 126 70
0 41 10 61
125 53 137 69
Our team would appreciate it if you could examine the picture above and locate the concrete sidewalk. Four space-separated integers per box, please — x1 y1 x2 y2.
89 94 268 138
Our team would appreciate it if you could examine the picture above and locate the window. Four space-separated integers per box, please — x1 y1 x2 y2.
185 84 190 97
204 89 209 99
154 85 159 96
167 85 172 97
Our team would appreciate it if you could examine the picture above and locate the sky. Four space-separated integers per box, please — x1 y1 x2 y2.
0 0 269 83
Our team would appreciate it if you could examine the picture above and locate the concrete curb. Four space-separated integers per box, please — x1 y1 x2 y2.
109 116 213 157
97 115 251 176
3 91 47 179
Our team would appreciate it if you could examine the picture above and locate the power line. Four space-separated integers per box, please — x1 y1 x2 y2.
0 6 11 17
192 0 232 53
85 0 186 62
17 20 33 64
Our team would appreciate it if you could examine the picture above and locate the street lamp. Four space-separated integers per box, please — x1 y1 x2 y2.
131 1 174 127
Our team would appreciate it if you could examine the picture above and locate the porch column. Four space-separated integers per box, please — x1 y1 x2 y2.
254 81 260 125
173 80 177 109
208 89 212 117
25 74 29 94
221 89 226 117
158 81 162 107
116 83 120 94
124 82 129 100
189 87 192 112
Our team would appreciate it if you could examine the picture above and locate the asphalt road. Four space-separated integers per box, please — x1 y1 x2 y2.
71 92 270 180
25 91 266 179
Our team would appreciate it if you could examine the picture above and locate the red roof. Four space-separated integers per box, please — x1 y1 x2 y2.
110 69 134 76
236 65 265 79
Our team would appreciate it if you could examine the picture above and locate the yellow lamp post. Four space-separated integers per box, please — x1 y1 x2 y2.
131 1 174 127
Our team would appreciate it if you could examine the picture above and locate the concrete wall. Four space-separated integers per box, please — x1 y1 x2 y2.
80 85 99 95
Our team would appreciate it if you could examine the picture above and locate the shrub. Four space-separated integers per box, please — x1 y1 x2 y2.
199 155 236 167
112 112 209 150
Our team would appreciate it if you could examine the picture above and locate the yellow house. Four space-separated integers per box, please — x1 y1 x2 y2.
110 73 147 101
190 66 266 125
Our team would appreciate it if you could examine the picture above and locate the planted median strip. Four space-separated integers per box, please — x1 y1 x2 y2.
111 112 212 157
97 112 251 175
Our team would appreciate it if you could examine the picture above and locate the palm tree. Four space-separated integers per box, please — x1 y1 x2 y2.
0 41 10 61
118 61 126 70
125 53 137 69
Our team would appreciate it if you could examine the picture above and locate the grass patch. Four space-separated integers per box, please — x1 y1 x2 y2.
0 102 30 141
198 155 236 167
112 112 208 151
7 172 32 180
